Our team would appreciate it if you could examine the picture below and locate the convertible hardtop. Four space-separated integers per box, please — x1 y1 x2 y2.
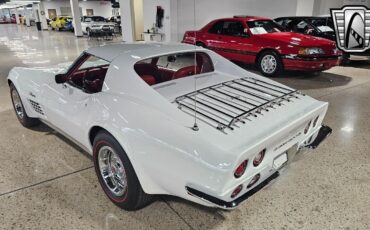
87 43 198 62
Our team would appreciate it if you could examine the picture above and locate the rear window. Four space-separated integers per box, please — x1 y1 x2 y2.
134 52 214 86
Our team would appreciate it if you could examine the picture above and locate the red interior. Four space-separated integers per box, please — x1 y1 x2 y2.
70 65 108 93
172 66 201 79
133 53 214 86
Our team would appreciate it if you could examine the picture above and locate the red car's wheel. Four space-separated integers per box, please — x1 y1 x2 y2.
93 131 152 211
257 51 283 77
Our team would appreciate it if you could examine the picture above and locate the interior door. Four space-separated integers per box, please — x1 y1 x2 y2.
86 9 94 16
48 9 56 19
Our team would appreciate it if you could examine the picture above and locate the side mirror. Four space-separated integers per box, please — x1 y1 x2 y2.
55 74 67 84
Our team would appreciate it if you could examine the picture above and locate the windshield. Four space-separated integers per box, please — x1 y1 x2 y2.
307 18 334 32
247 20 285 35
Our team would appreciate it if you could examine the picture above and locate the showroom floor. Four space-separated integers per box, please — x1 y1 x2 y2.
0 24 369 230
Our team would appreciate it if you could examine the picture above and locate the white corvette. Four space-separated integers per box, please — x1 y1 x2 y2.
7 43 332 210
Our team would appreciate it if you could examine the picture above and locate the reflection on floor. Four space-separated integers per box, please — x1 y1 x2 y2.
0 24 369 230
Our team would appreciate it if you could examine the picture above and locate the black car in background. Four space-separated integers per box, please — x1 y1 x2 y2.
275 16 370 64
274 16 352 64
274 16 335 40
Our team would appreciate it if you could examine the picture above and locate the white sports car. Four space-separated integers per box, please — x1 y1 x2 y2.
7 43 332 210
81 16 115 36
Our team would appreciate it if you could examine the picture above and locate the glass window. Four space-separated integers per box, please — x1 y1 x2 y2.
308 18 334 32
134 52 214 86
209 21 224 34
67 54 110 93
222 21 245 36
247 20 285 35
78 55 110 70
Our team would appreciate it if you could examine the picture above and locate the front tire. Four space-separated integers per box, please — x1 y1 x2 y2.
10 84 40 127
93 131 152 211
257 51 283 77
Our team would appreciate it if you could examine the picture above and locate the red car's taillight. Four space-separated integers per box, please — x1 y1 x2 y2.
231 184 243 198
247 174 261 189
234 160 248 178
253 149 266 167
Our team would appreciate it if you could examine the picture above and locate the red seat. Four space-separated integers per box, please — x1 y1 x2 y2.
141 75 156 85
172 66 201 80
134 63 161 82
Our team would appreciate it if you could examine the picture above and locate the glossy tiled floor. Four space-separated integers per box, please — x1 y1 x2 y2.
0 24 369 230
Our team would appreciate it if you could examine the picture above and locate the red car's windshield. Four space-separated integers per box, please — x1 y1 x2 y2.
247 20 285 35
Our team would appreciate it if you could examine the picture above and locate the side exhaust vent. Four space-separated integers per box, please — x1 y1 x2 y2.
28 99 44 115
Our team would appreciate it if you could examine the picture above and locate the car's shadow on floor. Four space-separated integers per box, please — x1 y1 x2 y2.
235 62 352 90
346 60 370 69
29 122 92 160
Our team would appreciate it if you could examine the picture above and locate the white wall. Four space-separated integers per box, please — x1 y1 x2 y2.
174 0 298 42
79 1 112 17
296 0 314 16
43 0 113 19
43 0 70 18
143 0 173 42
312 0 370 16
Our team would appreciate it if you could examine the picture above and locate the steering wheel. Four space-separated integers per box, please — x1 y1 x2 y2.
83 67 103 93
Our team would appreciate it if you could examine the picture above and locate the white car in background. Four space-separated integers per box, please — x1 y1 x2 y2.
7 43 332 210
81 16 115 36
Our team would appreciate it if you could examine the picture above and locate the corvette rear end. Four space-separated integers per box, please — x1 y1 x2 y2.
154 70 331 209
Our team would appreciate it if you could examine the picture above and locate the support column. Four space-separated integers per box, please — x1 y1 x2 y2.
24 6 30 27
119 0 135 42
15 8 20 24
70 0 83 37
38 1 48 30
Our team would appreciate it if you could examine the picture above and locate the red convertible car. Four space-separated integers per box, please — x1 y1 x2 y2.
182 16 341 77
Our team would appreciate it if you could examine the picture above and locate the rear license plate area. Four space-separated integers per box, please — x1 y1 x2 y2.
273 152 288 170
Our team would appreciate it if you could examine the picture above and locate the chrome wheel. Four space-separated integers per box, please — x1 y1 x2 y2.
11 89 24 119
98 146 127 196
261 54 277 74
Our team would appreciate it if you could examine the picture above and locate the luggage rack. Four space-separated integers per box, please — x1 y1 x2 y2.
175 77 305 132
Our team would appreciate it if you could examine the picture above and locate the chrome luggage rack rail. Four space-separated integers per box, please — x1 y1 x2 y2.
175 77 305 132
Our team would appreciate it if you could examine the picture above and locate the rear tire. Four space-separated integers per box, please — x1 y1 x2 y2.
93 131 152 211
257 50 283 77
10 84 40 128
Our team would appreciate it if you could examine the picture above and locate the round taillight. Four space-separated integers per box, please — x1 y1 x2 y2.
313 116 319 127
247 173 261 189
231 184 243 198
234 160 248 178
253 149 266 167
304 121 312 134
